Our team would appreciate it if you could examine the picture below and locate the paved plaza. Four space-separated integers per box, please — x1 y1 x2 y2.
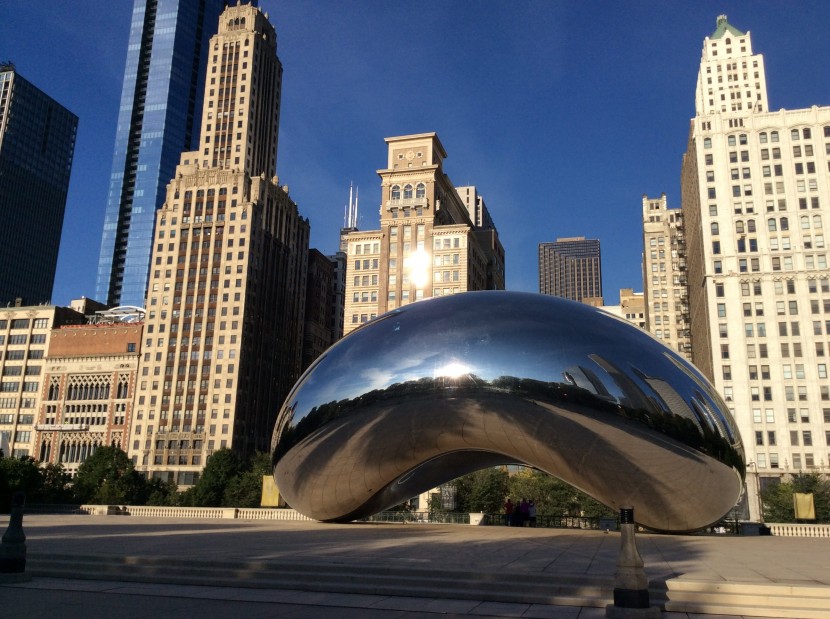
3 514 830 617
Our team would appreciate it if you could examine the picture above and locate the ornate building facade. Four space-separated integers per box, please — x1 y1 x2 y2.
342 133 504 336
36 317 143 474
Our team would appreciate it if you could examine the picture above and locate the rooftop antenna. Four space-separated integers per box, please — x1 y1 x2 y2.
344 182 359 229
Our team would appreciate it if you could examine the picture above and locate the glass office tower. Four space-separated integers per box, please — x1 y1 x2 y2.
0 64 78 305
96 0 229 307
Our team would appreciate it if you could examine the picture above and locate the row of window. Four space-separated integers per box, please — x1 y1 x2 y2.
752 430 830 448
753 408 830 424
711 215 823 235
723 361 829 380
704 126 830 150
0 319 49 330
390 183 426 201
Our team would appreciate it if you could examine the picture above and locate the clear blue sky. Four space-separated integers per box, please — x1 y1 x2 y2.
2 1 829 307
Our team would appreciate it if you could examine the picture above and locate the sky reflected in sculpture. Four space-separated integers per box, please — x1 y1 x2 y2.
272 292 744 531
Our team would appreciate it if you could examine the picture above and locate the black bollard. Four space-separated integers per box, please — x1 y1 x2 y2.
0 491 27 575
605 507 660 618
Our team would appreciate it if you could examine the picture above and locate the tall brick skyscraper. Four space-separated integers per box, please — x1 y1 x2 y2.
128 3 309 485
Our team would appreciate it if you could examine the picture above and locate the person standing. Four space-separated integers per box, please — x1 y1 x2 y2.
519 498 530 526
503 498 514 526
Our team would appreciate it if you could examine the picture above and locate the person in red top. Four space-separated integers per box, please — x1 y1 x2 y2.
503 498 514 526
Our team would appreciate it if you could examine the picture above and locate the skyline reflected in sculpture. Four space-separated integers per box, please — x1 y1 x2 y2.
271 291 745 532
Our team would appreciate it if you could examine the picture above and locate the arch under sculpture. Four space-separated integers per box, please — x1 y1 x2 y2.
271 291 745 532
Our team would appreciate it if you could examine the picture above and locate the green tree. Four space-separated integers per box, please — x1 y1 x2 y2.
222 451 271 508
144 477 179 506
73 446 148 504
0 456 43 512
762 473 830 523
455 467 509 513
508 468 614 519
189 448 242 507
36 462 73 504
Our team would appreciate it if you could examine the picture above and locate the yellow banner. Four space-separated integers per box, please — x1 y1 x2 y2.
261 475 281 507
793 492 815 520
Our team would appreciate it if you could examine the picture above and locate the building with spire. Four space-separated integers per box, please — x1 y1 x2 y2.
0 64 78 305
96 0 231 308
538 236 602 303
127 3 309 485
341 133 504 336
680 15 830 520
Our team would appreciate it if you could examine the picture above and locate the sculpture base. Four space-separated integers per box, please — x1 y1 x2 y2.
605 603 661 619
0 571 32 583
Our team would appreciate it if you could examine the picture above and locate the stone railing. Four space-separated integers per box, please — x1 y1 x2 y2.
767 522 830 537
73 504 312 521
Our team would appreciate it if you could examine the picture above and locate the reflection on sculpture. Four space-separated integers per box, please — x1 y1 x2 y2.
271 291 745 532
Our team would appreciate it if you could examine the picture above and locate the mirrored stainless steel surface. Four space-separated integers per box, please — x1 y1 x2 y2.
271 291 744 532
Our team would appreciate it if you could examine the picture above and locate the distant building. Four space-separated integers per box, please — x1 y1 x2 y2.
95 0 231 308
302 249 336 370
36 307 144 474
0 64 78 305
538 236 602 303
680 15 830 520
127 3 308 486
342 133 504 336
0 303 87 457
641 194 691 359
602 288 646 329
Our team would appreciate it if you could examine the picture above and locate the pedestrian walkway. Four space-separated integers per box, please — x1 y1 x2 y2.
3 514 829 617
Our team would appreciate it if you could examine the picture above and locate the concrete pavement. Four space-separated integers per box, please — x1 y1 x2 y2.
3 514 830 617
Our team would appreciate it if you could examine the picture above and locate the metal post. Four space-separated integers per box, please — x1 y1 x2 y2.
606 507 660 618
0 491 30 582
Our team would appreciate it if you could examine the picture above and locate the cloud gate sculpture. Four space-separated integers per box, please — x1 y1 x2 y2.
271 291 744 532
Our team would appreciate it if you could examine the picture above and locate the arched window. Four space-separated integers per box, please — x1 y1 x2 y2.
415 183 425 199
780 217 789 231
814 215 823 229
747 219 756 233
403 184 413 199
391 185 400 200
801 216 811 229
711 222 719 235
767 218 777 232
735 221 745 234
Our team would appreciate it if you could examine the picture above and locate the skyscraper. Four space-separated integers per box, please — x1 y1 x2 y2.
0 64 78 305
341 133 505 336
680 15 830 520
96 0 230 308
641 194 692 360
127 3 308 485
538 236 602 303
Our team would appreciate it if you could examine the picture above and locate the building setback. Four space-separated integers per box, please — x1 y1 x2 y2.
96 0 230 308
538 236 602 303
302 248 336 371
342 133 504 336
680 15 830 520
0 64 78 305
641 194 692 360
127 3 309 485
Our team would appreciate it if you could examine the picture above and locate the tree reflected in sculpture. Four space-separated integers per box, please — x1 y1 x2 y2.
271 291 745 532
